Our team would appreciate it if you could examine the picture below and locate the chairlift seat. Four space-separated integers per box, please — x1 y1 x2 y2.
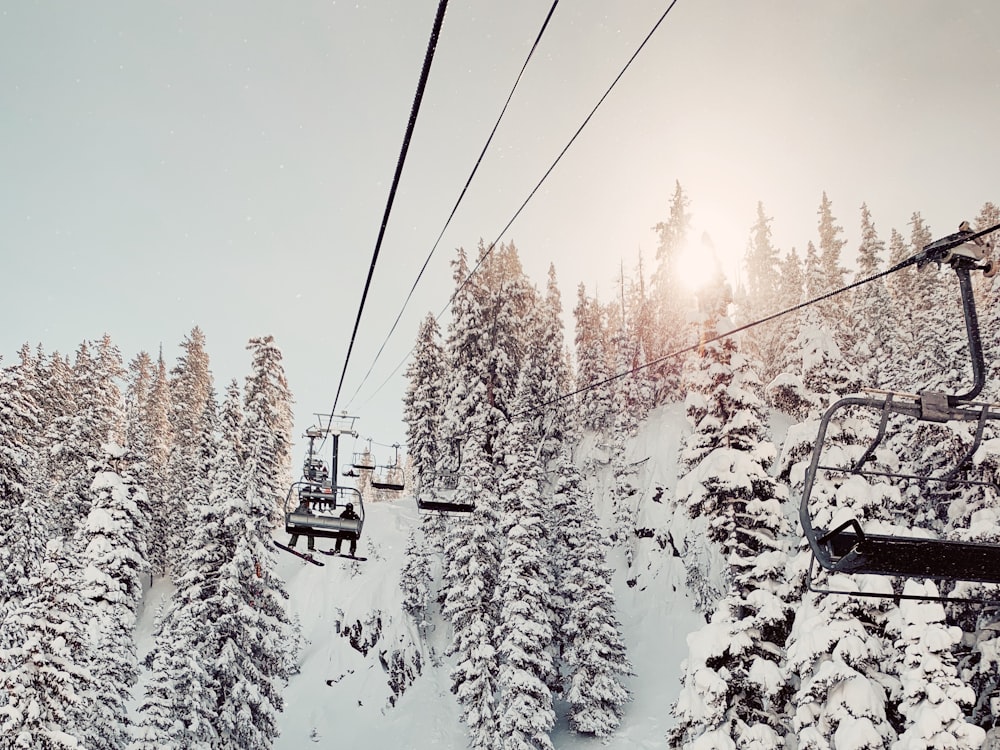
372 479 406 491
817 522 1000 584
416 496 475 514
286 511 362 540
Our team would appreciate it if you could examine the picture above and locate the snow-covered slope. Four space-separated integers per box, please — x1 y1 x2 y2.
134 405 707 748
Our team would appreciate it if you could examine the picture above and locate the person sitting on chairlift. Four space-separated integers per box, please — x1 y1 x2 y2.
333 502 360 557
288 499 316 552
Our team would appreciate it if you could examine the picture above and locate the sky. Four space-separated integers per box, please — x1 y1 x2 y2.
3 1 1000 460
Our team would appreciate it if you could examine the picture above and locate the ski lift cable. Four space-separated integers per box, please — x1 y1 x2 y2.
329 0 450 421
350 0 683 409
341 0 562 412
516 221 1000 419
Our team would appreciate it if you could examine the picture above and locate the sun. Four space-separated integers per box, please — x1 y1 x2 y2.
674 233 722 293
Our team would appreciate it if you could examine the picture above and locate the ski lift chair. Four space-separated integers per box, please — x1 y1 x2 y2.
415 472 475 514
284 484 365 543
800 227 1000 601
370 443 406 491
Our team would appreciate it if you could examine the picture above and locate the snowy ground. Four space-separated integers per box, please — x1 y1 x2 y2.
133 404 708 748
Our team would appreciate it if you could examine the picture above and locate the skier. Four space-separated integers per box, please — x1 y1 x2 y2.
333 502 360 557
287 499 316 552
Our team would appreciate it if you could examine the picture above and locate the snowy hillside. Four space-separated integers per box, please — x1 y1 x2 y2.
131 405 707 748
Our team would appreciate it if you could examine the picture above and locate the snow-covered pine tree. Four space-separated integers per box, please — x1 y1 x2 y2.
524 264 575 468
494 375 556 750
740 201 787 387
136 348 172 577
816 192 848 332
76 443 149 750
0 539 95 750
608 303 641 558
164 327 214 575
778 317 902 750
906 212 951 391
211 410 295 750
442 424 502 749
551 454 632 738
0 357 42 617
48 338 126 541
651 180 695 396
889 581 984 749
848 203 895 388
400 524 432 628
403 312 446 492
131 380 225 750
670 301 792 749
242 335 294 521
884 227 918 383
674 269 735 613
573 285 614 433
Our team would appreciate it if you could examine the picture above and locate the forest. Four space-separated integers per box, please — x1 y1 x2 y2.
1 184 999 749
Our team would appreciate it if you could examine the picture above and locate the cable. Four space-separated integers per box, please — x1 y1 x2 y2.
352 0 683 408
330 0 449 416
342 1 561 411
517 251 926 418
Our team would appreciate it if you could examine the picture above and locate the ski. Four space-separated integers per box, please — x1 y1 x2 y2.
273 540 325 566
318 550 367 562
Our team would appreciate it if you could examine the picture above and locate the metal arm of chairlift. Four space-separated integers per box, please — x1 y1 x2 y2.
800 253 1000 596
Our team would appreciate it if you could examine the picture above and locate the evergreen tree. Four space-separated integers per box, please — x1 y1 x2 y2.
889 581 984 749
849 203 894 387
0 539 94 750
551 456 632 738
671 331 792 749
138 349 172 577
0 358 42 616
494 378 556 750
77 445 148 750
816 192 848 322
442 428 501 749
403 312 446 491
741 202 787 387
651 180 695 393
242 335 294 521
164 327 214 575
573 285 613 433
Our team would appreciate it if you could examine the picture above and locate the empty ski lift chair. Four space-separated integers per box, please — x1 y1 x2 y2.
799 224 1000 600
370 443 406 491
415 441 474 514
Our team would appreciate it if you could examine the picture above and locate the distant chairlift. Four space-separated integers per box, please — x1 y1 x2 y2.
370 443 406 492
415 441 474 514
283 414 365 546
799 224 1000 602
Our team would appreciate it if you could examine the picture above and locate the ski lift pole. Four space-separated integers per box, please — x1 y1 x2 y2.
951 265 986 404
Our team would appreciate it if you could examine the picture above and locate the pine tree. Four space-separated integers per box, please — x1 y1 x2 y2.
442 429 501 749
816 192 848 323
849 203 895 387
670 336 792 749
741 202 787 387
77 445 148 750
211 424 295 750
136 349 172 577
0 539 95 750
403 312 446 491
573 285 614 433
164 327 214 575
651 180 695 393
0 358 42 616
494 378 556 750
552 455 632 738
242 335 294 521
890 581 984 749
